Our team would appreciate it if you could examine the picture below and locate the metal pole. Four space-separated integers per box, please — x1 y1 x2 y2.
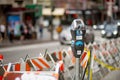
75 58 80 80
88 46 93 80
50 0 54 40
82 60 89 80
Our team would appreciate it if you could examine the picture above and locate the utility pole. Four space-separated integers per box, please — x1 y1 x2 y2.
82 0 87 10
76 0 80 9
50 0 54 40
88 46 93 80
106 0 114 21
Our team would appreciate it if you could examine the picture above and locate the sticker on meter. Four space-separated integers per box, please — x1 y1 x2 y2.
77 50 82 55
76 30 82 40
76 36 82 40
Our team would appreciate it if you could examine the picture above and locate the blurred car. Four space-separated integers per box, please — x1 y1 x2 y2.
101 22 118 38
115 20 120 36
117 24 120 36
93 24 104 30
93 21 107 30
59 26 94 45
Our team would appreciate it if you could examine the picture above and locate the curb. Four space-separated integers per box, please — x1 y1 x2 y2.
0 39 58 48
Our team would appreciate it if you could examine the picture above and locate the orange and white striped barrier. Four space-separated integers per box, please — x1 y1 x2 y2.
3 61 63 80
27 57 51 71
0 66 5 80
80 50 90 68
38 51 65 72
56 51 63 61
2 55 55 72
51 51 63 62
3 62 32 71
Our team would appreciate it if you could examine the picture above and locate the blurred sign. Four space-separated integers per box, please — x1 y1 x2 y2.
14 0 23 5
42 8 65 16
105 0 114 2
26 4 42 17
66 10 82 14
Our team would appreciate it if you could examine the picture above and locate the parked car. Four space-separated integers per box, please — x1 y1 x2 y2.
93 23 104 30
101 22 118 38
59 26 94 45
115 20 120 36
117 24 120 36
93 21 107 30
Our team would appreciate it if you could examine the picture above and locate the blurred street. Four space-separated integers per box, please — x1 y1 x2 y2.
0 0 120 80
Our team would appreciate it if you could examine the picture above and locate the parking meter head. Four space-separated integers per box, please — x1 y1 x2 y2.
71 19 85 30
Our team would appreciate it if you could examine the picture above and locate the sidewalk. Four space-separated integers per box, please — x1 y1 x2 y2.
0 25 69 48
102 70 120 80
0 39 58 48
0 28 59 48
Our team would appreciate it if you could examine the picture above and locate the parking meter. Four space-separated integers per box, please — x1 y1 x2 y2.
71 19 86 58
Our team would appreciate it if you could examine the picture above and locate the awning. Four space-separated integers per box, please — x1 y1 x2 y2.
42 8 65 16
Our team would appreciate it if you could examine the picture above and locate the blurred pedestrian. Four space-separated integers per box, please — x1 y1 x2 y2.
0 23 6 39
8 24 14 43
56 24 63 34
0 32 2 42
24 26 28 39
39 24 43 38
87 19 93 26
20 23 25 40
14 22 21 39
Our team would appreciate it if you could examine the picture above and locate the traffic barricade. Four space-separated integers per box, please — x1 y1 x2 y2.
91 39 120 80
0 54 4 80
0 66 5 80
3 61 34 72
26 56 52 71
3 60 64 80
39 51 64 71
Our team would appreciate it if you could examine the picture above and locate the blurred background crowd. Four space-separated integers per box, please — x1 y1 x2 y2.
0 0 120 43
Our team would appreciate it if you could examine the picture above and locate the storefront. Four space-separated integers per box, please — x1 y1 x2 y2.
64 9 102 25
6 7 38 39
0 5 12 25
42 8 65 27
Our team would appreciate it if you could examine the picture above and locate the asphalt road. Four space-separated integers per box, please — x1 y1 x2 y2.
0 41 69 64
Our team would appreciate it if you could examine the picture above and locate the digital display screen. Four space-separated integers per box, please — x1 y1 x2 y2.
76 21 83 28
76 21 82 25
